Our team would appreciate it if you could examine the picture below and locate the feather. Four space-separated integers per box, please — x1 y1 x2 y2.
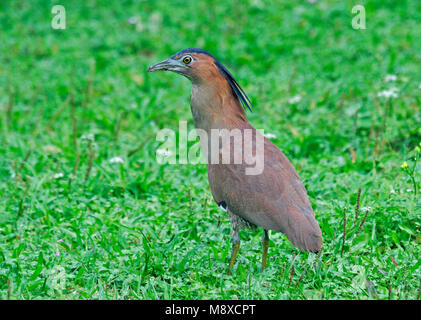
214 60 253 113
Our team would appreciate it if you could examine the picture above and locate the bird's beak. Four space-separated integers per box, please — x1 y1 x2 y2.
147 58 186 73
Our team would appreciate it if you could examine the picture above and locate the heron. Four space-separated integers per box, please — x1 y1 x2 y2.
148 48 322 274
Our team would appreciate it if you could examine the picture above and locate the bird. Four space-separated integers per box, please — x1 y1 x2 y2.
147 48 322 274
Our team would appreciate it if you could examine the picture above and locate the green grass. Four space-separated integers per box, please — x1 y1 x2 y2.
0 0 420 299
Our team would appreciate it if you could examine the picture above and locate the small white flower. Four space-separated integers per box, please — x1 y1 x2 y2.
128 16 139 25
42 145 62 153
361 206 372 213
53 173 64 179
377 88 398 99
149 12 163 32
250 0 264 8
390 189 396 194
264 133 277 139
288 95 302 104
109 156 124 164
127 16 144 32
385 74 397 82
156 149 172 157
406 189 412 193
81 133 95 141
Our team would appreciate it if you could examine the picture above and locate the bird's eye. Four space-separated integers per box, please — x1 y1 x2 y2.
182 56 192 64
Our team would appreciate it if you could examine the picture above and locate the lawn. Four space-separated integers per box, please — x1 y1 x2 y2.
0 0 420 299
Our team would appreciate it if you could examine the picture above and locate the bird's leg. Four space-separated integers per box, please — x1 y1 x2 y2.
228 228 240 275
262 229 269 271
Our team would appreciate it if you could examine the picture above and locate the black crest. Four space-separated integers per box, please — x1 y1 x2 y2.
172 48 253 112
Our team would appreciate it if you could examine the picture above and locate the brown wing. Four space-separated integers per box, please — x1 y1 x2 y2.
208 130 322 252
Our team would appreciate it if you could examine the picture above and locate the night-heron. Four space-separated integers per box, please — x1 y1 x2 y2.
148 48 322 274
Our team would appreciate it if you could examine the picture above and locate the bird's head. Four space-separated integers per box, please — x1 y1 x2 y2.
147 48 253 112
147 48 211 81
